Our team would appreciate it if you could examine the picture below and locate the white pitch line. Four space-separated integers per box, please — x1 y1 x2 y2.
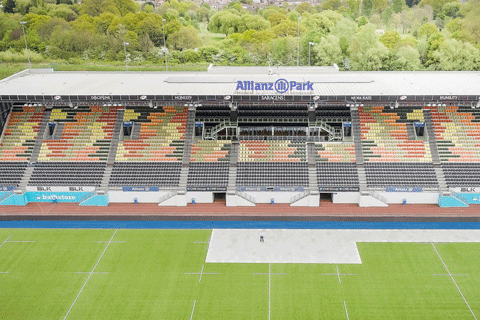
94 241 125 243
344 301 350 320
253 272 286 275
6 241 36 243
189 300 196 320
433 274 468 276
198 265 205 283
431 243 477 320
63 229 118 320
269 263 271 320
193 241 208 244
0 235 12 249
74 272 109 274
336 266 341 284
0 272 9 274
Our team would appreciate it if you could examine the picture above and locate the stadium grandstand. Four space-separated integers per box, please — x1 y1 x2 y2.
0 66 479 208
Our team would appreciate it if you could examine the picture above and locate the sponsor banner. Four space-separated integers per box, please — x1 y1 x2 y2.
386 187 423 192
25 192 92 203
457 193 480 204
26 186 95 192
237 186 304 192
319 187 359 192
0 186 16 191
235 79 313 94
450 187 479 193
186 187 227 192
123 186 160 192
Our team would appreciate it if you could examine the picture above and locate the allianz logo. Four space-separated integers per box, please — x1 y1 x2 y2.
236 79 314 93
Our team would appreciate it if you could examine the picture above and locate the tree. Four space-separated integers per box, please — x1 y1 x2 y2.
361 0 374 17
398 34 417 47
332 18 358 42
425 33 444 67
80 0 106 16
373 0 387 14
3 0 16 13
167 26 201 50
268 12 287 26
313 35 342 66
208 10 241 36
418 0 451 17
417 22 438 38
320 0 342 11
358 16 368 27
346 0 360 19
296 2 312 14
442 1 460 18
462 1 480 43
198 46 219 62
380 30 401 49
137 15 164 47
395 46 421 70
392 0 405 13
432 38 480 70
405 0 421 7
382 7 393 26
349 23 389 70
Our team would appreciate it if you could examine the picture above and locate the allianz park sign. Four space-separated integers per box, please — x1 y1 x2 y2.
235 79 314 94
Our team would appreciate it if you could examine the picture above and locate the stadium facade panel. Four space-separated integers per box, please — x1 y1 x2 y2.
0 67 479 208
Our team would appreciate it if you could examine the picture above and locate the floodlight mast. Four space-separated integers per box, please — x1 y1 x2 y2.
124 42 129 71
308 42 315 66
162 19 168 72
20 21 31 72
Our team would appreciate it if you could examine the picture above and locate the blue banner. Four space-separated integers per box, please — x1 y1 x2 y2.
123 187 160 192
386 187 423 192
25 192 91 203
0 186 16 191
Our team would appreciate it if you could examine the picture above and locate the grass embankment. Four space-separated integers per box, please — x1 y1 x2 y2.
0 62 211 80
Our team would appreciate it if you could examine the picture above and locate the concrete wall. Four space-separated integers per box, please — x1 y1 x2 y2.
226 194 255 206
359 195 388 207
185 192 214 204
290 194 320 207
244 191 303 204
332 192 360 204
108 191 169 203
379 192 439 204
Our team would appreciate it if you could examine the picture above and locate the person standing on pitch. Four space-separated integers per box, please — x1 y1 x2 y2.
260 232 264 242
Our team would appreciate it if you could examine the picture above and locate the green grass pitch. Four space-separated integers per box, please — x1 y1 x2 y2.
1 228 479 319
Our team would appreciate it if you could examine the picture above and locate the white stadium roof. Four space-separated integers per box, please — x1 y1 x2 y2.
0 67 479 97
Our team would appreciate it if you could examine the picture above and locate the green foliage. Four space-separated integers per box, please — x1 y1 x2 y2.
167 25 201 50
0 48 43 62
392 0 405 13
0 0 478 70
3 0 16 13
380 30 401 49
313 34 342 66
332 18 358 42
418 0 452 17
349 23 389 70
433 38 480 70
198 45 219 62
442 1 461 18
362 0 374 17
395 45 421 69
417 22 439 38
320 0 342 11
358 16 368 27
48 5 78 22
